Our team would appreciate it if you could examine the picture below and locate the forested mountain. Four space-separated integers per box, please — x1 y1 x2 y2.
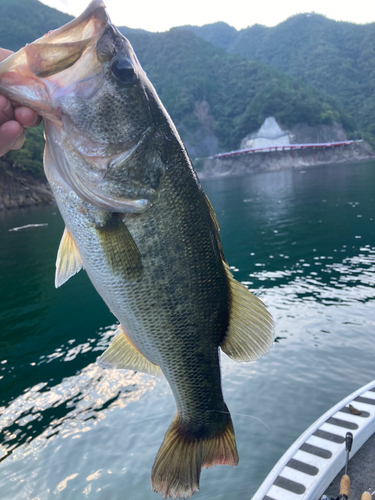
0 0 364 175
127 29 354 153
177 22 238 51
0 0 72 51
181 14 375 144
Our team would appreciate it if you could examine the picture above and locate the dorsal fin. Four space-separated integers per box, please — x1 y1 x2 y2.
220 263 274 362
203 192 226 262
55 227 83 288
202 192 274 361
97 325 163 377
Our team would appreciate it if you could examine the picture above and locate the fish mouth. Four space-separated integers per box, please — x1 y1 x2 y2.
0 0 109 117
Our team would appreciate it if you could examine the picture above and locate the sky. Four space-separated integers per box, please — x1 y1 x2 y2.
39 0 375 32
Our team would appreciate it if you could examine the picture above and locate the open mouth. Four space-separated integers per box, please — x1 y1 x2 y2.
0 0 109 116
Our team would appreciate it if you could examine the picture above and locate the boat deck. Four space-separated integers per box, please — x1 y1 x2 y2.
324 431 375 499
251 380 375 500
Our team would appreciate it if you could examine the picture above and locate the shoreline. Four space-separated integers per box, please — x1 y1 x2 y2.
197 142 375 179
0 143 374 209
0 165 54 210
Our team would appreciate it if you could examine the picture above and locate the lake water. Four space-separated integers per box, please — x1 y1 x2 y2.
0 161 374 500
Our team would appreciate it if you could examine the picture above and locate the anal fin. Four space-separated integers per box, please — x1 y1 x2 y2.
55 227 83 288
221 263 275 362
97 325 163 377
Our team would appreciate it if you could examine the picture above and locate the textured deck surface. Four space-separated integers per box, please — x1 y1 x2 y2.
324 431 375 499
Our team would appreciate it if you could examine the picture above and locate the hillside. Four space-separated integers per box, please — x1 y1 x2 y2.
181 15 375 145
127 29 354 154
177 22 238 51
0 0 358 178
0 0 72 51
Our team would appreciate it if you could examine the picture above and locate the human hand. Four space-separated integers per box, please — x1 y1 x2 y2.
0 48 41 157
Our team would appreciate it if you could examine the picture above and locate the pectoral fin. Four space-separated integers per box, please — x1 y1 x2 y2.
95 213 143 281
97 325 163 377
220 263 274 361
55 227 83 288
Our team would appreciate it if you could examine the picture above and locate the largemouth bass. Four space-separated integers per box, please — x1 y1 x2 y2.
0 2 274 498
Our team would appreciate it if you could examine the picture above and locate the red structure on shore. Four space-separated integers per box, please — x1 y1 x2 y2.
214 140 358 159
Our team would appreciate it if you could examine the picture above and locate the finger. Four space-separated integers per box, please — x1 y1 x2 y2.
14 106 41 128
0 95 15 124
11 128 27 150
0 120 23 157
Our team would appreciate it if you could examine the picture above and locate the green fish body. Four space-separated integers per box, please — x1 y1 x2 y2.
0 2 274 498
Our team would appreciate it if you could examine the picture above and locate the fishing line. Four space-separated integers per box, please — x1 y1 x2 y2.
209 410 272 431
125 413 173 425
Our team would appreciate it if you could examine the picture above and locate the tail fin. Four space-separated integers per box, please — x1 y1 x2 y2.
151 414 238 499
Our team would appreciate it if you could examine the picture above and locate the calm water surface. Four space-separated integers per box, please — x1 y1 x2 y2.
0 161 374 499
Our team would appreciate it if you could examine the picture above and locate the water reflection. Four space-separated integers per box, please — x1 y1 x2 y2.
0 326 157 463
246 246 375 304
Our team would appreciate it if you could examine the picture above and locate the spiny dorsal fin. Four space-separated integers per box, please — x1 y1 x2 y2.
55 227 83 288
203 193 226 262
97 325 163 377
221 263 274 362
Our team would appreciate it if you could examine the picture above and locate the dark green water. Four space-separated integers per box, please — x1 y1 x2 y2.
0 161 374 499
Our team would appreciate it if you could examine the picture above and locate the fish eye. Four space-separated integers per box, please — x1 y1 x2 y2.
111 59 135 84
